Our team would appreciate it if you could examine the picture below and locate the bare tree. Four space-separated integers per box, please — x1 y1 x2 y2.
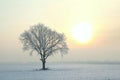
20 23 68 70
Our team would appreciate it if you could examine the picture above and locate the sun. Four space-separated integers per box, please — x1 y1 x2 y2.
71 22 93 43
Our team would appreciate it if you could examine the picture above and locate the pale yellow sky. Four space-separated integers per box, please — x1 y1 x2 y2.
0 0 120 63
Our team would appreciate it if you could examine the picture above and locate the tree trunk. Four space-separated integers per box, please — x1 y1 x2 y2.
42 60 46 70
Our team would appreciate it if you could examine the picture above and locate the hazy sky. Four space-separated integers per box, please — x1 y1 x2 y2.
0 0 120 63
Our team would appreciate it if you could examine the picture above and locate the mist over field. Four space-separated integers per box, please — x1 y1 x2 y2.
0 62 120 80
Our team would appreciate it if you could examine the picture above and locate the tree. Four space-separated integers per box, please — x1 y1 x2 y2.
20 23 68 70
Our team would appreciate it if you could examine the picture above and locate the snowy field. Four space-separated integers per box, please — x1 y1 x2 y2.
0 62 120 80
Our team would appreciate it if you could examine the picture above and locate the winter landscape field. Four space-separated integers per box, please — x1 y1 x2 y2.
0 62 120 80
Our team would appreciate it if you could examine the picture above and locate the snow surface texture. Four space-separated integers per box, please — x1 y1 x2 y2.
0 63 120 80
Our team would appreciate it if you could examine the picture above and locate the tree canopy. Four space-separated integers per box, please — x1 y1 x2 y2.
20 23 68 70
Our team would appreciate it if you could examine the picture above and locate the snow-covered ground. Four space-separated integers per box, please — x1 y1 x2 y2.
0 62 120 80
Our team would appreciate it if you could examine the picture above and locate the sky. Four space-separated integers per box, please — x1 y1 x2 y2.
0 0 120 63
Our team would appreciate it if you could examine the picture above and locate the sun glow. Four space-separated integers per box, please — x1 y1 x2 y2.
71 22 93 43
